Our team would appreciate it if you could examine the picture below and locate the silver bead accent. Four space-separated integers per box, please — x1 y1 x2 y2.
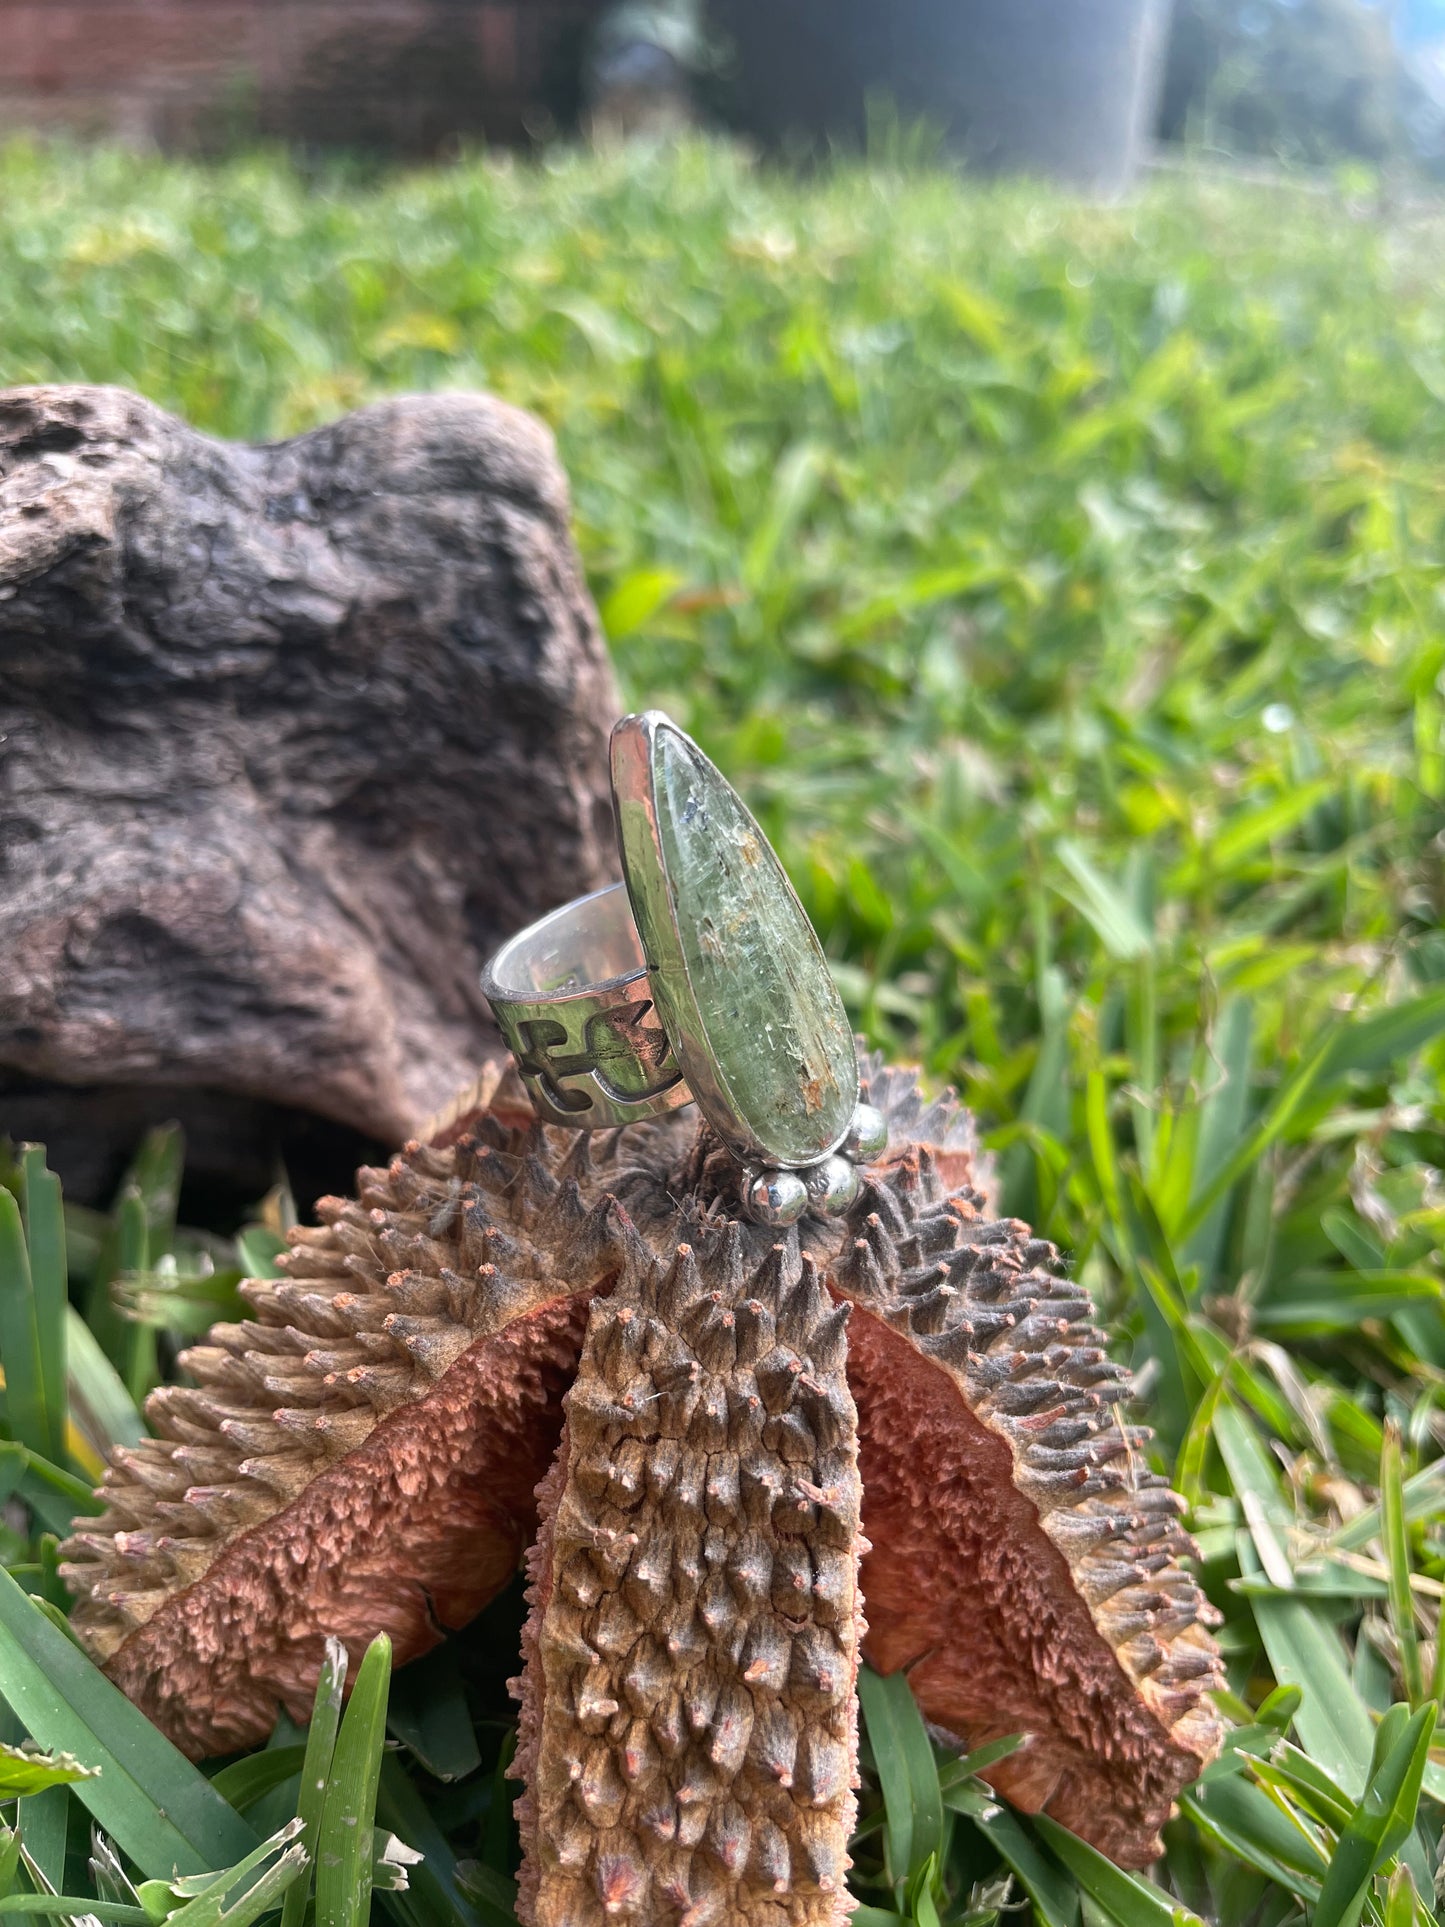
743 1167 809 1227
805 1154 861 1217
843 1101 889 1164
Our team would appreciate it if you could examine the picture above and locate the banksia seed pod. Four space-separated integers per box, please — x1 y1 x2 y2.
512 1233 861 1927
824 1138 1224 1867
61 1087 654 1759
62 1053 1222 1874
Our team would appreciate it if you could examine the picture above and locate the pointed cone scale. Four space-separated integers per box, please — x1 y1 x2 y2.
612 712 858 1170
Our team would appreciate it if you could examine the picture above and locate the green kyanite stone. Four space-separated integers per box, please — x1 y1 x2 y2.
646 722 857 1167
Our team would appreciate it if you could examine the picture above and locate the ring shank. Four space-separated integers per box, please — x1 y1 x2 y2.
485 882 650 999
481 883 692 1130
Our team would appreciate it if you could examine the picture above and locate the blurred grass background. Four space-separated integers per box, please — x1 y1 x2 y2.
4 134 1445 1924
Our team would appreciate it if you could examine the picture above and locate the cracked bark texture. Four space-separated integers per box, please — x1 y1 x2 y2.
0 383 619 1207
62 1058 1222 1871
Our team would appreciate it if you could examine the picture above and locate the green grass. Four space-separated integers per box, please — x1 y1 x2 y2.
3 134 1445 1925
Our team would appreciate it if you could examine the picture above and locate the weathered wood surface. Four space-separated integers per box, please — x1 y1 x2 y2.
0 384 620 1206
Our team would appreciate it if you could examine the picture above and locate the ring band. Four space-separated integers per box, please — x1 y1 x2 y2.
480 883 692 1129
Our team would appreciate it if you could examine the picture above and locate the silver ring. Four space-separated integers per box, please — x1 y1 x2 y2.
480 883 691 1129
482 712 888 1224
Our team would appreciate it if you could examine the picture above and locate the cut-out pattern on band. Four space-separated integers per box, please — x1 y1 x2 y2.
509 1001 683 1117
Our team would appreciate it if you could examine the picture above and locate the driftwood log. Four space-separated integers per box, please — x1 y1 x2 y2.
0 385 620 1210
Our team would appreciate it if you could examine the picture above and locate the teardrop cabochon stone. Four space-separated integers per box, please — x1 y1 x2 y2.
611 712 859 1170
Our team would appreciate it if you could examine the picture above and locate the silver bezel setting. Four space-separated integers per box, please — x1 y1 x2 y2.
610 710 858 1173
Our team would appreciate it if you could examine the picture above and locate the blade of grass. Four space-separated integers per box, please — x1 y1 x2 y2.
232 1230 286 1283
453 1859 519 1927
0 1826 21 1902
112 1259 246 1341
19 1153 66 1468
205 1849 307 1927
1213 1404 1294 1589
856 1667 943 1895
157 1819 300 1903
1311 1702 1437 1927
314 1633 391 1927
64 1312 144 1458
1251 1597 1377 1801
1179 1774 1328 1901
982 1815 1083 1927
208 1749 306 1815
1124 941 1159 1179
0 1445 101 1537
935 1734 1025 1790
1177 1028 1339 1245
940 1780 1079 1927
0 1566 255 1877
87 1128 182 1392
0 1902 150 1921
1180 999 1255 1286
998 945 1071 1221
0 1192 53 1464
18 1784 71 1906
39 1535 70 1618
1322 1459 1445 1554
478 1730 516 1880
1033 1815 1205 1925
370 1833 421 1898
1215 1405 1376 1795
1254 1741 1354 1828
0 1749 98 1799
1379 1424 1424 1706
1382 1864 1418 1927
278 1636 346 1927
1085 1070 1130 1247
902 1854 942 1927
1317 984 1445 1081
1174 1348 1231 1506
109 1196 154 1411
1183 987 1445 1247
158 1823 307 1927
1054 841 1152 960
1199 780 1338 875
86 1826 137 1906
375 1756 481 1927
385 1645 481 1783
